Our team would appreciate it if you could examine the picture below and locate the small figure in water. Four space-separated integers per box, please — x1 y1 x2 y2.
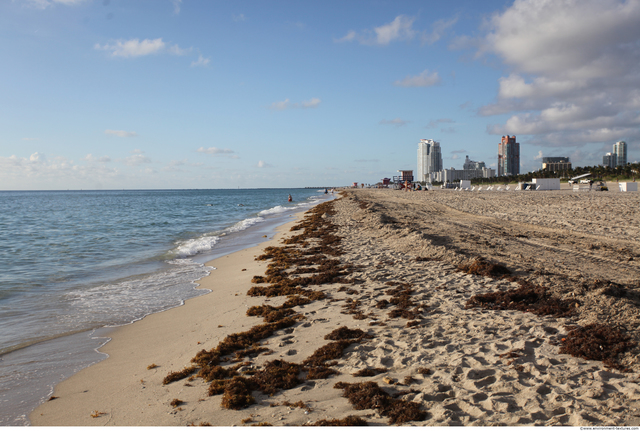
324 188 328 194
288 194 292 202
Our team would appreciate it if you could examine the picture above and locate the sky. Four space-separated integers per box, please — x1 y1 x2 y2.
1 0 639 190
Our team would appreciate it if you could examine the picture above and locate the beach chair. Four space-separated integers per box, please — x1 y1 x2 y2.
515 185 521 191
471 186 476 191
536 185 541 190
506 186 510 191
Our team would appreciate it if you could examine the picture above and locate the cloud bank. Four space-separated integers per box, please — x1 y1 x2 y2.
477 0 640 147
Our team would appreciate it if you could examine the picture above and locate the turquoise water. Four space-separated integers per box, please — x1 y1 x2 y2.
0 188 329 425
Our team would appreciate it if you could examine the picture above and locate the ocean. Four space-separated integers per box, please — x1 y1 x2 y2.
0 188 331 425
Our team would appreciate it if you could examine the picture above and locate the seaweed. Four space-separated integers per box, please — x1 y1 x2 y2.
415 257 440 262
181 200 366 410
324 326 371 341
170 398 184 408
333 381 426 425
303 340 354 368
352 368 387 377
306 366 340 380
251 360 303 395
207 379 227 396
416 367 432 376
384 286 422 320
458 258 511 278
198 364 237 382
221 376 256 410
304 416 368 426
163 366 198 385
465 279 576 317
560 324 635 371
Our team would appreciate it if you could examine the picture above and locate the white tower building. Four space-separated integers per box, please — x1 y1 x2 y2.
417 139 442 182
613 141 627 166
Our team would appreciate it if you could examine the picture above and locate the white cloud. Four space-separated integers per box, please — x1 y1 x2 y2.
269 98 321 110
257 160 272 168
94 38 191 58
301 98 321 108
167 44 192 56
95 38 165 58
476 0 640 147
30 152 45 162
422 16 458 45
379 118 410 127
84 154 112 163
232 13 246 22
196 147 236 155
394 69 441 87
270 99 290 110
534 150 544 160
122 150 151 166
105 129 138 138
25 0 86 8
171 0 182 14
334 30 356 43
191 54 210 67
335 15 417 45
373 15 416 45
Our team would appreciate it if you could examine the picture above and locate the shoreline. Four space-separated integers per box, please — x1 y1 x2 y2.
31 189 640 426
30 211 308 425
1 190 329 426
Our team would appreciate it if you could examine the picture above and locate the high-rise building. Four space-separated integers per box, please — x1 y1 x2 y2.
613 141 627 166
463 155 486 170
603 152 617 168
417 139 442 182
498 136 520 176
542 157 571 172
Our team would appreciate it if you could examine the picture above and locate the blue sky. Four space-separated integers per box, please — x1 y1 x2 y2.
1 0 638 189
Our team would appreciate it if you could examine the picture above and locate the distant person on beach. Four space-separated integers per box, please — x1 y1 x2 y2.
324 188 328 194
288 194 292 202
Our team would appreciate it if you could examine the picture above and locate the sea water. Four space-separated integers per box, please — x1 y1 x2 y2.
0 188 330 425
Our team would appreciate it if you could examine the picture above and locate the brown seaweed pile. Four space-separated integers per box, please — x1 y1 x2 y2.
465 279 577 317
304 416 368 426
333 381 426 425
560 324 635 371
352 368 388 377
384 282 424 320
458 258 511 278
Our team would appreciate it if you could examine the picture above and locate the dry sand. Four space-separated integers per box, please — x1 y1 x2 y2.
31 188 640 426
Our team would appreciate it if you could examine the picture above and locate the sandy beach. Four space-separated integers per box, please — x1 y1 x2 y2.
31 187 640 426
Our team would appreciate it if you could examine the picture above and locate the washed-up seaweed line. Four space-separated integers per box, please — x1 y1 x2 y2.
163 199 427 425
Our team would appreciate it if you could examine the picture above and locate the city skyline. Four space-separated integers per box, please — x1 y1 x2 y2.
1 0 638 190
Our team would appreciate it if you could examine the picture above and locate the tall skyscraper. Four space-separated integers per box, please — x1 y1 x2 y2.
498 136 520 176
417 139 442 182
613 141 627 166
